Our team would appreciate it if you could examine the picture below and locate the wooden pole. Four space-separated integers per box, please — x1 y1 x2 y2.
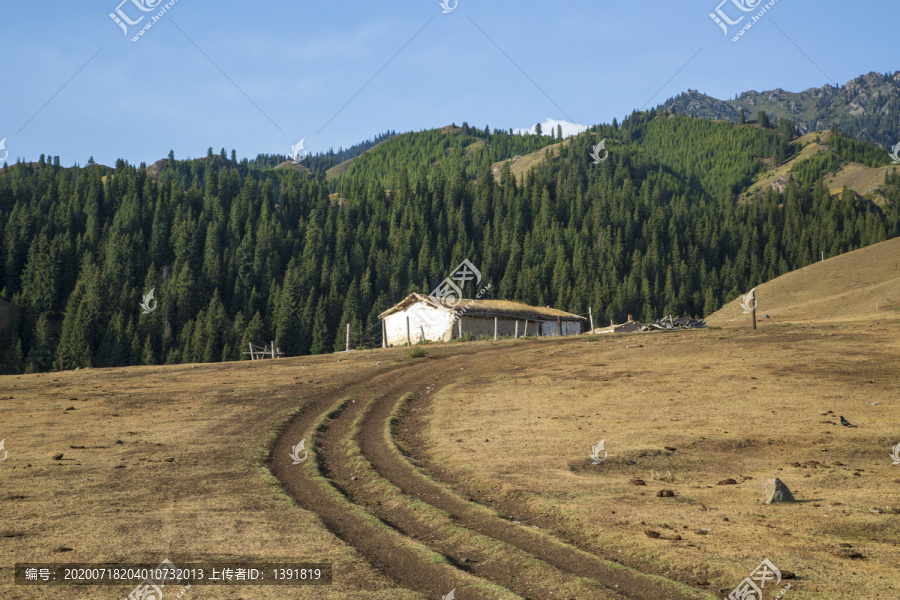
407 317 411 346
382 320 387 348
346 324 350 352
524 319 529 337
420 324 425 343
458 318 462 338
515 321 519 339
752 306 757 330
589 307 594 333
557 316 562 337
248 342 255 361
494 317 498 340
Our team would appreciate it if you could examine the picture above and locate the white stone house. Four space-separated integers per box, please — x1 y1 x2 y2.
379 293 587 346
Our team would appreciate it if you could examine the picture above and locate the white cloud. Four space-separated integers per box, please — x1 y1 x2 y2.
514 118 587 138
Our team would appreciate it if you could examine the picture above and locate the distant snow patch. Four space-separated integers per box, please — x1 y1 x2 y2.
514 118 587 138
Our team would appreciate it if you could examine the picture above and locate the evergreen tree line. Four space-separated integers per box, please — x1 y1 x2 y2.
0 114 897 373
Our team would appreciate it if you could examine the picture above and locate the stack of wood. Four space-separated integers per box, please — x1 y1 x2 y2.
640 316 706 331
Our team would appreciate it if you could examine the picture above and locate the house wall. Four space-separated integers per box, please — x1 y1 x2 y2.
454 316 583 338
383 302 455 346
383 303 584 345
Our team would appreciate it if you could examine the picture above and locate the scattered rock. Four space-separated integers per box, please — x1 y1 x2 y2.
664 446 676 452
65 406 76 411
164 456 174 462
657 490 675 497
763 478 795 504
832 461 846 466
0 530 24 538
351 476 358 481
116 440 124 445
832 548 863 559
52 453 64 461
461 557 470 563
722 517 729 521
717 478 738 485
781 571 796 580
644 530 661 539
483 438 489 442
54 546 74 552
672 534 682 541
629 479 646 486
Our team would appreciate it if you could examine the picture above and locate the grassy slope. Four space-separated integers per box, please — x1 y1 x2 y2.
707 236 900 326
744 130 897 200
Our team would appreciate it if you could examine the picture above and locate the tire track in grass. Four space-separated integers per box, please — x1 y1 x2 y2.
355 349 714 600
328 366 619 599
269 359 521 599
271 344 713 599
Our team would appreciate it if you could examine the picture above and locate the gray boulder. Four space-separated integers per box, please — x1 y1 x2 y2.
763 477 795 504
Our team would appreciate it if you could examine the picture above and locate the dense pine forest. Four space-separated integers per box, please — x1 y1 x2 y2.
1 112 898 373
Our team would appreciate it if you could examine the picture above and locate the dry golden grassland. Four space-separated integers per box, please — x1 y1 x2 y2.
426 317 900 599
0 356 418 600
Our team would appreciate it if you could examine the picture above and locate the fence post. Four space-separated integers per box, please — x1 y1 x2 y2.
382 320 387 348
494 317 498 340
346 324 350 352
407 317 411 346
515 321 519 339
557 316 562 337
589 307 594 333
524 319 529 337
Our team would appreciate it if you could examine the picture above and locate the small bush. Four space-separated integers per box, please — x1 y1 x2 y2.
448 334 475 343
402 347 428 360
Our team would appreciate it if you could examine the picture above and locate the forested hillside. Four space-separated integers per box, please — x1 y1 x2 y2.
1 112 898 373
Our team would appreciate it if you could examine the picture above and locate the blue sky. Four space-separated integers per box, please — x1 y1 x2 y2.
0 0 896 167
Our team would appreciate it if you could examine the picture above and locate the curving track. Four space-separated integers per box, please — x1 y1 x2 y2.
269 344 711 600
